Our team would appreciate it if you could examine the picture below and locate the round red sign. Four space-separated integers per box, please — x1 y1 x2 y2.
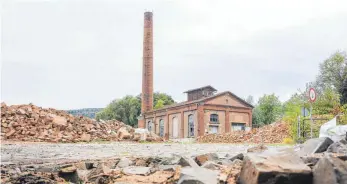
309 88 316 102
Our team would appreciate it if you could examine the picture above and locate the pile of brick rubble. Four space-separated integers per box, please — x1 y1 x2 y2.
197 122 290 144
2 135 347 184
0 103 162 143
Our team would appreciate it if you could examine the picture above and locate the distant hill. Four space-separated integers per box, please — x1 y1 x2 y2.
66 108 103 119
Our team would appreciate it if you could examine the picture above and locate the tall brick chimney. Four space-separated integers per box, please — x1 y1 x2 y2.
138 12 153 128
141 11 154 113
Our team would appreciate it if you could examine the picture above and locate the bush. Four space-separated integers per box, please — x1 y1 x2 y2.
282 137 294 144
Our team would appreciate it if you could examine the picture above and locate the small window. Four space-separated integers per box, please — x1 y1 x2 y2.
210 114 219 123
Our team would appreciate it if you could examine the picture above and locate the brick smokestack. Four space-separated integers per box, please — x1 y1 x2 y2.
141 12 153 113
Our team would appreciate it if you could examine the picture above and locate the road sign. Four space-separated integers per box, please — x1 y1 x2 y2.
309 88 316 102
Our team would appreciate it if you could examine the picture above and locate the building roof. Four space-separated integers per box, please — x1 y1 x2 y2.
183 85 217 93
146 91 253 113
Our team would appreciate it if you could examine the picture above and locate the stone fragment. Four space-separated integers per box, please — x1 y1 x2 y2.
239 151 312 184
217 159 233 166
227 153 244 161
177 167 220 184
301 156 320 168
327 139 347 154
298 137 333 156
247 144 268 153
59 165 79 183
195 153 219 166
135 158 148 166
201 161 223 170
178 155 199 167
117 158 133 168
51 115 67 127
313 155 347 184
122 166 151 176
117 127 131 140
5 129 16 137
158 165 179 172
80 133 91 142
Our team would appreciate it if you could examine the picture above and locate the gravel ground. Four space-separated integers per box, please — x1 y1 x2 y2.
1 142 292 165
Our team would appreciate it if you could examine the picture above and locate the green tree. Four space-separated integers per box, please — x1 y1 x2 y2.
257 94 282 125
316 51 347 101
252 106 263 127
340 79 347 105
245 95 254 105
96 92 175 126
154 99 165 109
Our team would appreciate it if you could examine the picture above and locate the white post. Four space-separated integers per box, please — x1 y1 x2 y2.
298 115 301 138
310 104 313 138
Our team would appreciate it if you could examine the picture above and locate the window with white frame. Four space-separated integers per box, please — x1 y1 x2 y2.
210 114 219 123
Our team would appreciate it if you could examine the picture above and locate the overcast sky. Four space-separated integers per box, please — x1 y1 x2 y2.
1 0 347 109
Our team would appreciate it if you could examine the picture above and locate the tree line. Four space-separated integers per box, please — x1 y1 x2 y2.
247 51 347 140
96 51 346 141
95 92 175 127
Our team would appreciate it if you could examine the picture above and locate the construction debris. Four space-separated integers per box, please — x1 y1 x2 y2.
197 122 290 144
0 103 162 143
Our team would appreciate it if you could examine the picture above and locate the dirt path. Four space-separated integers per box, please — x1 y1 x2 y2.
1 142 291 165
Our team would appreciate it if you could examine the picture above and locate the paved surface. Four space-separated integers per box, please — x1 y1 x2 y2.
1 142 291 165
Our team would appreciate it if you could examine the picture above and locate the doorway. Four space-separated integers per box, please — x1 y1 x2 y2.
172 117 179 138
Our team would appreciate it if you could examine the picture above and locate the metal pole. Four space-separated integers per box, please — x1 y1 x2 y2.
298 115 301 139
310 104 313 138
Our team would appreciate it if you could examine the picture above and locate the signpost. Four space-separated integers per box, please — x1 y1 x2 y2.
308 88 316 138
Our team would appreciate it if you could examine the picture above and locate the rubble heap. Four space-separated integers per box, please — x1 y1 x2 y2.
1 103 162 143
197 122 290 143
2 137 347 184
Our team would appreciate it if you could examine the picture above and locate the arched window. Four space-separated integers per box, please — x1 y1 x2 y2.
147 121 153 132
188 114 194 137
159 119 164 137
210 114 219 123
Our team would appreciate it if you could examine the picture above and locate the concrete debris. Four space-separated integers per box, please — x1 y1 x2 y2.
122 166 151 176
197 122 290 143
297 137 333 156
239 150 313 184
247 144 268 153
3 146 347 184
194 153 219 166
313 155 347 184
327 139 347 154
0 103 162 143
177 167 220 184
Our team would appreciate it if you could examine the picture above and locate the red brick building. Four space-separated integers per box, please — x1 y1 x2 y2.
137 12 253 139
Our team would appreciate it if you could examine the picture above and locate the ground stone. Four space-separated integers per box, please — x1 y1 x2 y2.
178 156 199 167
201 161 223 170
158 165 179 172
122 166 151 176
195 153 219 166
177 167 220 184
327 139 347 154
239 150 312 184
247 144 268 153
298 137 333 156
313 155 347 184
227 153 244 161
117 158 133 168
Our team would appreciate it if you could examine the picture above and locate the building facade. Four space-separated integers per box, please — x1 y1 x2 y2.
140 86 253 139
137 12 253 139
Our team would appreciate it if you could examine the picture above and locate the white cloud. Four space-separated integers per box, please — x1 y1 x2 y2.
1 0 347 109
